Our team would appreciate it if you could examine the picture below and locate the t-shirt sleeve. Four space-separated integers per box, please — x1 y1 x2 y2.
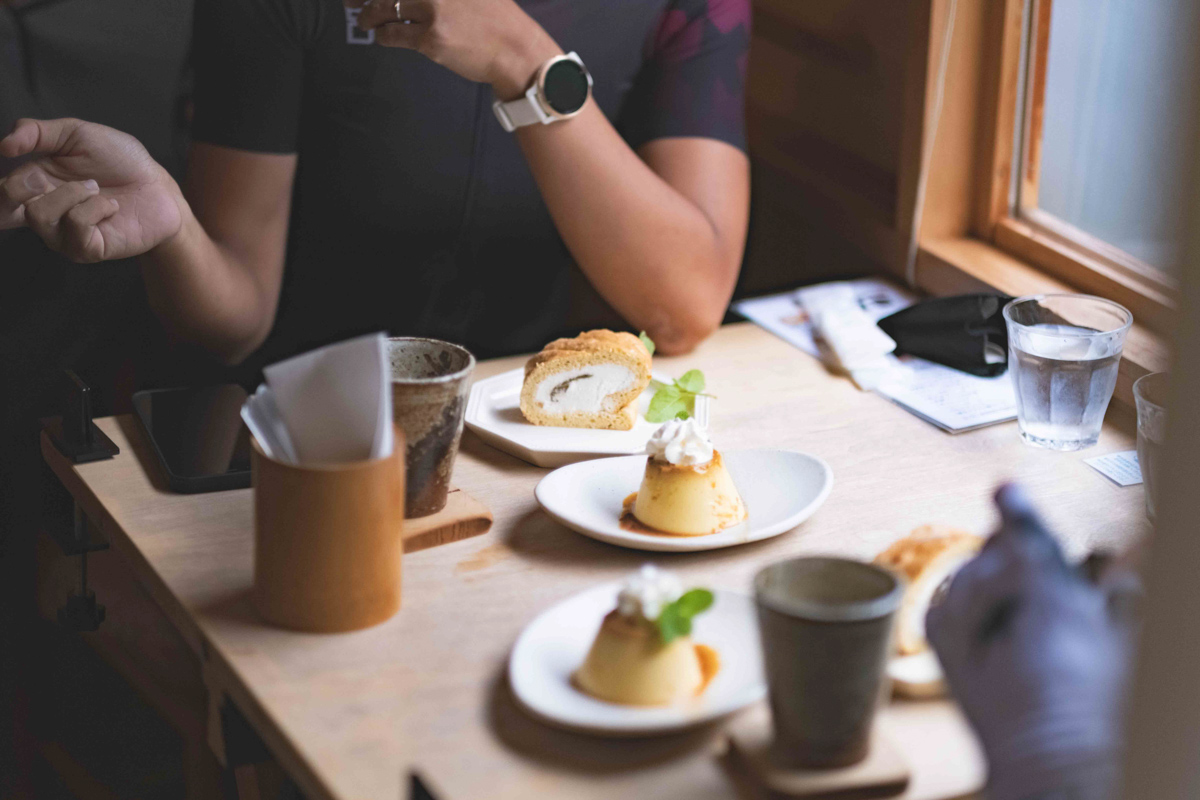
191 0 317 153
618 0 751 152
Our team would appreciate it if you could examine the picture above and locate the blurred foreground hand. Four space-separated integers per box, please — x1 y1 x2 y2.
928 484 1139 800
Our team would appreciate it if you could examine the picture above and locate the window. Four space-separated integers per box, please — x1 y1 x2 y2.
976 0 1199 334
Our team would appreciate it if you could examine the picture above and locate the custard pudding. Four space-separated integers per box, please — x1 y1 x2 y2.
629 419 746 536
575 566 719 706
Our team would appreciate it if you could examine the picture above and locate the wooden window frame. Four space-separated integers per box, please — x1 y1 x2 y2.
971 0 1178 334
904 0 1172 409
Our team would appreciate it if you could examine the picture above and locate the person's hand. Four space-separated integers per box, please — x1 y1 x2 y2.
0 118 183 262
349 0 562 100
927 484 1139 800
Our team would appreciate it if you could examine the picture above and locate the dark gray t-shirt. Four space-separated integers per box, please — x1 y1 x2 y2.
191 0 749 366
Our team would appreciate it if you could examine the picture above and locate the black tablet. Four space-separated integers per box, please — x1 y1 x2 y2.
131 385 252 493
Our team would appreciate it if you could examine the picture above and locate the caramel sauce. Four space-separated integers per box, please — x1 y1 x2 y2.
618 502 695 537
694 644 721 694
618 493 673 535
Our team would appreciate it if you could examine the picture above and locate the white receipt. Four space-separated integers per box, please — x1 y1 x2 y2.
733 278 1018 433
1084 450 1143 487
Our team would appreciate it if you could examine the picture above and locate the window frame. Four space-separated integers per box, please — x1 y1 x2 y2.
970 0 1178 335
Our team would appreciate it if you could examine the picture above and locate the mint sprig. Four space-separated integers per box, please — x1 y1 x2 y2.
657 589 715 644
639 331 656 356
646 369 709 423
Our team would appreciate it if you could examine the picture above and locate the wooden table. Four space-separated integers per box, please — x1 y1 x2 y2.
41 322 1150 800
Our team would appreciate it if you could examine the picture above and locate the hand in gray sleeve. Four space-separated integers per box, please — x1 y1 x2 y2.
926 484 1138 800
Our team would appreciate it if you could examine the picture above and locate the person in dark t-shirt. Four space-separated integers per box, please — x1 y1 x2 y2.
0 0 750 367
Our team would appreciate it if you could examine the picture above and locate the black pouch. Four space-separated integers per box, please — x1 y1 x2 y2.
877 294 1014 377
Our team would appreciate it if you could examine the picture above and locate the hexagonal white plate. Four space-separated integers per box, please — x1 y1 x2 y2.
509 582 765 736
534 449 833 552
464 368 710 468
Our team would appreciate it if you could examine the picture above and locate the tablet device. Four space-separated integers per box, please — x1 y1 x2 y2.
131 385 252 493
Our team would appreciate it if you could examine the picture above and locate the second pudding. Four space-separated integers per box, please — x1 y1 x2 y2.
631 420 747 536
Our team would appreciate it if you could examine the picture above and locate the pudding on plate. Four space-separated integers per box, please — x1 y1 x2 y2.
625 419 747 536
575 566 719 706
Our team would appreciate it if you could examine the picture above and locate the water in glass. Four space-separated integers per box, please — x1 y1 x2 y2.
1009 324 1122 450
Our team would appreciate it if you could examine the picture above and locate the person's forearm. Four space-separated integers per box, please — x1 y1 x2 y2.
516 104 743 354
139 190 276 364
492 39 745 354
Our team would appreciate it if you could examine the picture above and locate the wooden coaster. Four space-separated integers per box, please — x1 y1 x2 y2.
723 707 910 799
403 488 493 553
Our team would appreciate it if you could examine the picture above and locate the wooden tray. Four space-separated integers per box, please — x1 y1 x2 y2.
722 706 910 799
404 488 492 552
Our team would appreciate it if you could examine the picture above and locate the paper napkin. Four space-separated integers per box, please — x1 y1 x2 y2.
254 332 394 464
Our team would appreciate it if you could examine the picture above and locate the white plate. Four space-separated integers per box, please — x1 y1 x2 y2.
509 582 766 736
534 449 833 552
464 368 711 468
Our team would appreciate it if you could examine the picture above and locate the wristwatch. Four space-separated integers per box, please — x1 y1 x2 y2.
492 52 593 132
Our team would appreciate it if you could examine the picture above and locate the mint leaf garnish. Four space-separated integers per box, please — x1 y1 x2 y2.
644 369 709 423
676 369 705 394
657 589 715 644
674 588 714 617
658 606 689 643
639 331 656 356
647 385 688 422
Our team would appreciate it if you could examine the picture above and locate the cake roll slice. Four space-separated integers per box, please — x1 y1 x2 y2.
520 330 652 430
874 525 983 655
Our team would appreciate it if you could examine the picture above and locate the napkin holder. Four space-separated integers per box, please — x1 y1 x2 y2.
252 429 405 633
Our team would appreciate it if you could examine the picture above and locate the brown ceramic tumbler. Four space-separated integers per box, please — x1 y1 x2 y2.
754 557 903 769
387 337 475 517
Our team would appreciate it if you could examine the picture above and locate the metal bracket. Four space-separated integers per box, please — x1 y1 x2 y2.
54 503 107 632
41 370 119 463
41 370 114 631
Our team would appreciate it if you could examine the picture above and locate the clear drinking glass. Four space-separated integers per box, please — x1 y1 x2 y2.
1134 372 1169 521
1003 294 1132 451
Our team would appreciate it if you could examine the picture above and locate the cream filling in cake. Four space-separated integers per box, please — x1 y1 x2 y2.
532 364 638 413
896 548 975 655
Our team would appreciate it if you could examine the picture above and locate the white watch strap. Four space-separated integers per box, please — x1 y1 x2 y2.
492 85 550 132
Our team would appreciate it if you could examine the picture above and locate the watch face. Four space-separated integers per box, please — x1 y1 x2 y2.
542 58 590 116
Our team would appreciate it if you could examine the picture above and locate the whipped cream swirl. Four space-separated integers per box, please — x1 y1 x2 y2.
646 418 714 466
617 564 683 621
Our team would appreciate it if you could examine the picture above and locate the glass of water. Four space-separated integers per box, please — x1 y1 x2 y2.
1134 372 1169 521
1003 294 1132 451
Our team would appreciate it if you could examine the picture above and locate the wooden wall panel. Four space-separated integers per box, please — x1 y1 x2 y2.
740 0 935 293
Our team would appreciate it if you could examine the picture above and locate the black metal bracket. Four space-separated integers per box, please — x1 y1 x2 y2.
41 370 119 464
41 370 113 631
409 773 440 800
53 502 107 632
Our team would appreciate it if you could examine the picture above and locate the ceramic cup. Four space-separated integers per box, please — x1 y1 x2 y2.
387 337 475 518
754 557 903 769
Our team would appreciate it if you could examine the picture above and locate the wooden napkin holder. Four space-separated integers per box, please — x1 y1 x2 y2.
252 434 406 633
